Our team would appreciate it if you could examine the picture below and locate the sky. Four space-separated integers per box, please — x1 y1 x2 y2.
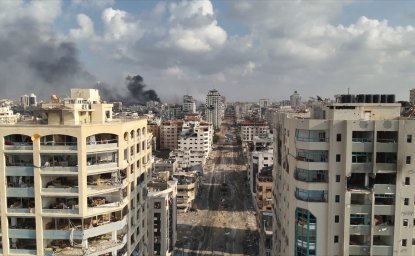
1 0 415 103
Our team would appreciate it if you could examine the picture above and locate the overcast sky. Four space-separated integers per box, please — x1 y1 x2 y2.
1 0 415 103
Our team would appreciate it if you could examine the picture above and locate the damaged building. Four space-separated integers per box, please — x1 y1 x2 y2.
0 89 153 256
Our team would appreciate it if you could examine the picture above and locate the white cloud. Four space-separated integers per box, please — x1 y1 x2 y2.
165 0 227 52
70 13 95 39
102 8 144 42
165 66 183 77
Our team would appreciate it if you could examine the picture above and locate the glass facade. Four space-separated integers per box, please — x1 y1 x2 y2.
295 208 316 256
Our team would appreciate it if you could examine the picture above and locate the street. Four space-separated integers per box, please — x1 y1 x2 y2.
175 118 259 255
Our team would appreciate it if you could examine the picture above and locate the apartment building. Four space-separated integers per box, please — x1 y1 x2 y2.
160 120 183 150
256 166 273 215
147 176 177 256
272 94 415 256
0 89 152 256
173 173 199 212
247 135 273 198
0 106 18 125
240 119 270 144
259 211 273 256
176 120 212 170
182 95 196 115
205 89 224 130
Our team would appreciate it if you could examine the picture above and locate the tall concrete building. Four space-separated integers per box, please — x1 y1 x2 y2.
290 90 301 109
205 89 224 130
147 176 177 256
0 89 152 256
182 95 196 115
272 94 415 256
410 88 415 105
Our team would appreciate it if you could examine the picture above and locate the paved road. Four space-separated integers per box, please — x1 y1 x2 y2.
175 118 258 255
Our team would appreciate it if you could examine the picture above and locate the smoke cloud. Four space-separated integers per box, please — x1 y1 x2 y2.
0 16 94 99
98 75 161 105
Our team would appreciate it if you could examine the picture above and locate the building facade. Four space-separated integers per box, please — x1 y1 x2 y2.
147 179 177 256
205 89 224 130
0 89 152 256
272 94 415 256
290 90 301 109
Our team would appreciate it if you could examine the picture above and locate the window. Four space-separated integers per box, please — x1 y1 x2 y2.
406 156 411 164
334 236 339 243
335 215 339 223
336 134 341 142
402 239 407 246
336 175 340 182
336 154 341 162
408 135 412 143
404 198 410 206
335 195 340 203
403 219 408 227
405 177 410 185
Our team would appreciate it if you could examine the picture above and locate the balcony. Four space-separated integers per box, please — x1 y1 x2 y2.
375 163 396 173
43 198 79 216
44 234 127 256
5 166 34 176
373 184 395 194
43 216 127 240
350 204 371 214
4 143 33 151
8 229 36 239
4 134 33 151
41 168 78 178
295 188 327 203
42 177 79 196
349 245 370 255
372 245 393 255
86 141 118 152
40 142 77 152
351 163 373 173
87 162 118 174
87 178 128 196
349 225 370 235
7 187 34 197
373 225 394 236
7 198 35 215
374 205 395 215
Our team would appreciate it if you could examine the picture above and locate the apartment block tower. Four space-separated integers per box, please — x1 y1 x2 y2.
205 89 224 130
147 176 177 256
272 94 415 256
0 89 152 256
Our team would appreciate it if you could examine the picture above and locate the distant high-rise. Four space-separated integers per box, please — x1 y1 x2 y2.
205 89 224 129
182 95 196 114
29 93 37 107
410 88 415 105
20 94 30 109
290 90 301 109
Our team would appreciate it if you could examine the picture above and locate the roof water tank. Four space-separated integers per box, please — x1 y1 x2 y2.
373 94 380 103
365 94 373 103
356 94 364 103
381 95 387 103
387 94 395 103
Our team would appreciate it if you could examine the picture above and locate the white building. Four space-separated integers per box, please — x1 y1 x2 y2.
0 88 152 256
160 120 183 150
290 90 301 109
205 89 224 130
20 94 30 109
147 177 177 256
241 119 270 144
0 106 18 124
272 94 415 256
176 120 212 170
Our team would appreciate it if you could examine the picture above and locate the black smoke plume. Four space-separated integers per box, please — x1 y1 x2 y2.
0 17 94 98
98 75 160 105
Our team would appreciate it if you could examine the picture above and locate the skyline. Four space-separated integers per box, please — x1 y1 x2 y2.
1 0 415 102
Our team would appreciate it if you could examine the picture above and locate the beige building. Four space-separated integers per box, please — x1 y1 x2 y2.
241 119 269 144
173 173 199 212
0 106 18 125
0 89 152 256
147 176 177 256
272 94 415 256
160 120 183 150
